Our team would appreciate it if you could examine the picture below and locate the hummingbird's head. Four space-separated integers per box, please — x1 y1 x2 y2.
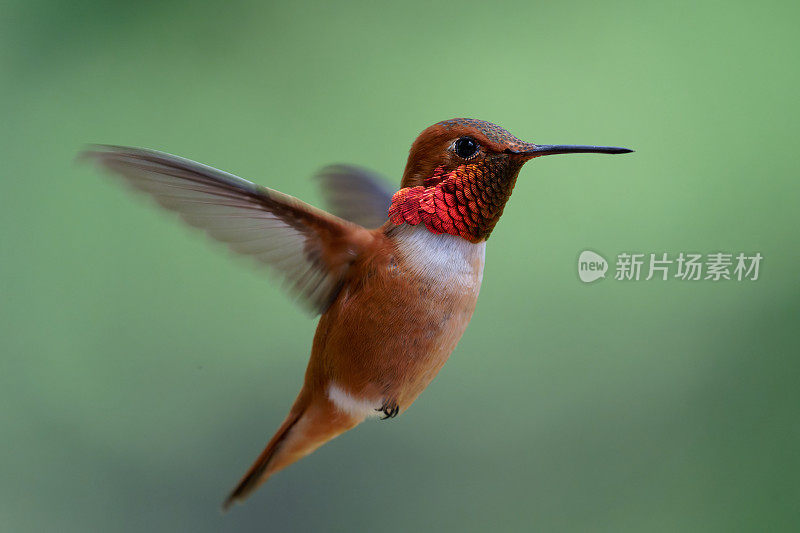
389 118 632 243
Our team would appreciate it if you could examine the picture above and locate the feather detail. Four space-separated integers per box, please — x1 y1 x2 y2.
314 164 395 229
82 145 374 314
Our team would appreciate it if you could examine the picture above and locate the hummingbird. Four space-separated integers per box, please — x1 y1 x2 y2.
82 118 632 509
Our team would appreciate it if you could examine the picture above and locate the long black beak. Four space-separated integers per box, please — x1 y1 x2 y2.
515 144 633 157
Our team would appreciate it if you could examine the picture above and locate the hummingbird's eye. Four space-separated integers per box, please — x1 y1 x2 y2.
453 137 479 159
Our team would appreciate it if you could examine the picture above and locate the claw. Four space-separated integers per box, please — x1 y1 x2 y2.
377 400 399 419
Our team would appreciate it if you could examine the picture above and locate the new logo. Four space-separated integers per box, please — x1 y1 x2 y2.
578 250 608 283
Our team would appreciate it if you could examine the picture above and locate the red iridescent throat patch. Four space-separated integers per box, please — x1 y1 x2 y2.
388 160 519 242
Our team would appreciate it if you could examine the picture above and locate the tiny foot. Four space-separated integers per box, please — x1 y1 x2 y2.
377 400 399 420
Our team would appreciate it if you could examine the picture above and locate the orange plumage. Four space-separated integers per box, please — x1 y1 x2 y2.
82 118 631 509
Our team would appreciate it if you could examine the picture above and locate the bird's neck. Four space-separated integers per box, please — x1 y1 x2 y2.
388 161 520 242
389 224 486 291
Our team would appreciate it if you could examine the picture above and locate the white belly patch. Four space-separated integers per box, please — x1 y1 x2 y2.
327 382 381 419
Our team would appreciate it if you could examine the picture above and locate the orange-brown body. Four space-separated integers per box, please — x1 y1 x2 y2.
83 118 630 510
227 223 485 504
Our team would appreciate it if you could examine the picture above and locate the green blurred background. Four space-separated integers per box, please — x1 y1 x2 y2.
2 1 798 531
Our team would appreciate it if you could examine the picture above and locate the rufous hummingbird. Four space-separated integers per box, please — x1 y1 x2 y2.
82 118 632 509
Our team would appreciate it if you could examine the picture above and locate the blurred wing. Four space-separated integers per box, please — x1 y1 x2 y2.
83 145 373 315
314 164 396 229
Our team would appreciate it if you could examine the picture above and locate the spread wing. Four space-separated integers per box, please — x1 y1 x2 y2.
314 164 396 229
83 145 373 315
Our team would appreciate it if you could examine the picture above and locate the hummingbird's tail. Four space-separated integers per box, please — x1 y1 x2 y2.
222 390 360 510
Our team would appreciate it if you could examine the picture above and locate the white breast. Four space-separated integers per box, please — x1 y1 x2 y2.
392 224 486 292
